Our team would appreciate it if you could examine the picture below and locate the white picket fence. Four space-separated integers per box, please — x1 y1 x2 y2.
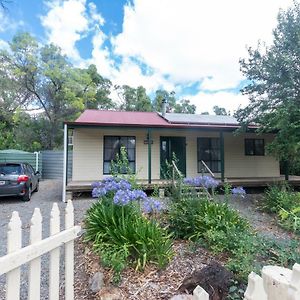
0 201 81 300
244 263 300 300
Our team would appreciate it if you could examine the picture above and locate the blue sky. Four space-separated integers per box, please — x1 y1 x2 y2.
0 0 294 113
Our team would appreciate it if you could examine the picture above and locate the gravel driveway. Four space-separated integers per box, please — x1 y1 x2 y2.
0 180 94 300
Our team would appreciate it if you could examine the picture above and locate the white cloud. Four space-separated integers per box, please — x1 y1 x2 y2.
40 0 295 112
41 0 104 62
0 9 24 33
113 0 294 91
0 39 9 50
188 91 249 114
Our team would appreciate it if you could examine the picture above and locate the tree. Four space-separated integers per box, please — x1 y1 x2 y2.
0 32 114 149
213 105 230 116
153 90 196 114
236 2 300 165
117 85 152 112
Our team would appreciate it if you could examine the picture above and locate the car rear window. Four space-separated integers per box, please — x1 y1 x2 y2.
0 164 22 175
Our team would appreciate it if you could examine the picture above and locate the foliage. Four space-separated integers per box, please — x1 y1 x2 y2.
86 176 171 279
213 105 230 116
262 184 300 233
236 2 300 165
85 197 173 280
110 146 139 189
169 197 250 244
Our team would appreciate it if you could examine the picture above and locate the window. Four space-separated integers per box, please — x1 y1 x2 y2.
103 136 136 174
197 138 221 173
245 139 265 156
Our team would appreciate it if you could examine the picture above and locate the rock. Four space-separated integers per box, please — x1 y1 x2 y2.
179 261 233 300
89 272 104 293
170 295 195 300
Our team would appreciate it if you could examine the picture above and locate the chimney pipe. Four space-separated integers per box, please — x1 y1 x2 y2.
162 98 167 117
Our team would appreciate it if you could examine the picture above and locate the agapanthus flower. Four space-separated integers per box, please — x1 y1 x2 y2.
232 186 246 198
184 176 220 189
142 198 163 214
91 177 132 198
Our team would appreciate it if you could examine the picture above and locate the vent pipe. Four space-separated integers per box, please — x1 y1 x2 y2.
162 98 167 117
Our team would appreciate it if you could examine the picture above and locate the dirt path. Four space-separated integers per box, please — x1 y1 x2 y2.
222 194 297 241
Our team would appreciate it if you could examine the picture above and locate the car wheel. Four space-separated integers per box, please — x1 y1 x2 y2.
34 181 39 192
22 186 32 201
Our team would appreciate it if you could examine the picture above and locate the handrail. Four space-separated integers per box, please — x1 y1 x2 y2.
171 160 182 188
200 160 215 178
172 160 182 177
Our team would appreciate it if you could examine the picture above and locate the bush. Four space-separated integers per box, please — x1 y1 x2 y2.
263 184 300 233
169 198 250 254
85 178 173 279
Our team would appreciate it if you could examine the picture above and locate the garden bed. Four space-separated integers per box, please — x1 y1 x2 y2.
80 239 228 300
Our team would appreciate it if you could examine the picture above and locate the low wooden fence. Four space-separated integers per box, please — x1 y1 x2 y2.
0 201 81 300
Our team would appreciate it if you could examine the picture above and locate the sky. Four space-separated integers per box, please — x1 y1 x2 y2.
0 0 294 114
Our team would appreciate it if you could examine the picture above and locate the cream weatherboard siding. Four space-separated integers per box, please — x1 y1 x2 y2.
72 128 149 181
72 128 279 181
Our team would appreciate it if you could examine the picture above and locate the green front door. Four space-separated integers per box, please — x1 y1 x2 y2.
160 136 186 179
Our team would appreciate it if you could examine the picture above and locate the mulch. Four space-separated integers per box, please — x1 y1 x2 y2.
76 238 226 300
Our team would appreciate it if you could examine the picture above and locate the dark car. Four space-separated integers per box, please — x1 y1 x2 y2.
0 162 40 201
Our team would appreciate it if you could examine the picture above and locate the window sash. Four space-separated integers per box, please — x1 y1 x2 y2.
103 136 136 174
245 138 265 156
197 138 221 173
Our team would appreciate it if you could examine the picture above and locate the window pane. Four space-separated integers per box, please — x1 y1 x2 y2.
129 162 135 173
120 137 128 148
104 148 113 160
211 149 221 160
255 139 264 155
211 161 221 172
127 148 135 161
245 139 254 155
103 162 111 174
211 138 220 149
198 138 210 149
128 137 135 149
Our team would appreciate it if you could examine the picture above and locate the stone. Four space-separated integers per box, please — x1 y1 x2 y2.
89 272 104 293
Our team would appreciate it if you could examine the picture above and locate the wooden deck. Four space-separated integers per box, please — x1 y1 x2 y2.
66 176 300 193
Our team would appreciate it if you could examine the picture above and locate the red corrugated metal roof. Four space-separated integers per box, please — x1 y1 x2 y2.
67 109 259 130
75 110 168 126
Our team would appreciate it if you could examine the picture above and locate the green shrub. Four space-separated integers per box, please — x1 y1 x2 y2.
263 184 300 233
263 184 300 213
85 197 173 278
169 198 250 253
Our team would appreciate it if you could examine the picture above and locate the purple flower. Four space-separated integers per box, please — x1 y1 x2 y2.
184 176 220 189
91 177 132 198
232 186 246 198
113 189 132 205
143 198 163 214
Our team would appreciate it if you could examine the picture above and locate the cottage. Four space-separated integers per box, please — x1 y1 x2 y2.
62 109 282 200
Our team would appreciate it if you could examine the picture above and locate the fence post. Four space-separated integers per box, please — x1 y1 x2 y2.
6 211 22 300
28 208 43 300
193 285 209 300
288 263 300 300
244 272 267 300
49 203 60 300
65 200 75 300
262 266 292 300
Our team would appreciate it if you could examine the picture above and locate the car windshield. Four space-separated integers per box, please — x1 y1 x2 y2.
0 164 21 175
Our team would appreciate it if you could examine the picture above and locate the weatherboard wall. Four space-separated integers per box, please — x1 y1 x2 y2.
72 128 279 182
